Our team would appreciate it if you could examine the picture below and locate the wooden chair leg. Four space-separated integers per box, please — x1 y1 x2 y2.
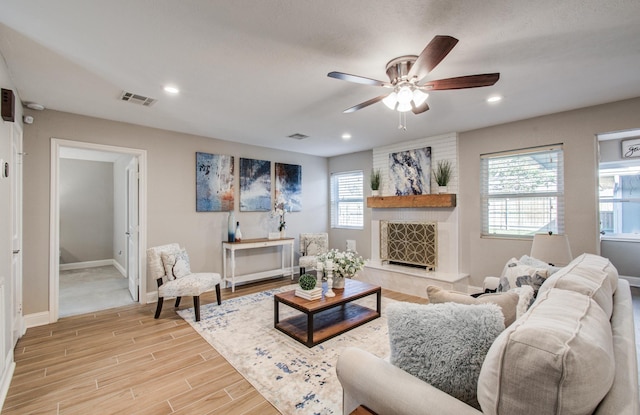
193 296 200 321
154 297 164 319
175 296 181 307
215 283 221 305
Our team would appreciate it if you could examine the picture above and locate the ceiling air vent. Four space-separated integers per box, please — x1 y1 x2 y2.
288 133 309 140
120 91 157 107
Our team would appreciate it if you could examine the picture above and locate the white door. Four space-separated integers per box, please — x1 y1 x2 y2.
10 124 23 345
126 157 139 301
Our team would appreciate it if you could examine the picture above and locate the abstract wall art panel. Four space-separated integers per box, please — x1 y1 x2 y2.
389 146 431 195
275 162 302 211
196 152 234 212
239 158 271 211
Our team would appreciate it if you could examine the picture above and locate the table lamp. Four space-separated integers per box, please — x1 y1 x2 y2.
530 232 573 266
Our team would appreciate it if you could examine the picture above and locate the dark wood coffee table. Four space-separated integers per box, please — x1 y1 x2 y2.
274 279 381 347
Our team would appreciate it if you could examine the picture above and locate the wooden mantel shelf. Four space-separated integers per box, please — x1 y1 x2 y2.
367 194 456 208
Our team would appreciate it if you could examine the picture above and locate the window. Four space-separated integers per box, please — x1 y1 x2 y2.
481 145 564 237
599 165 640 238
331 170 364 229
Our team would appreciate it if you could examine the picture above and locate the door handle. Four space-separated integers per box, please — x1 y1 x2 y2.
125 232 131 236
13 249 20 254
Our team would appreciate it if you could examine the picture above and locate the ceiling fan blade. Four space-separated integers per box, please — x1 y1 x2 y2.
328 71 389 87
343 94 388 113
421 73 500 90
408 35 459 81
412 101 430 115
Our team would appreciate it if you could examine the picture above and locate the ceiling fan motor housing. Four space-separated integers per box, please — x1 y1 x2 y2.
385 55 418 85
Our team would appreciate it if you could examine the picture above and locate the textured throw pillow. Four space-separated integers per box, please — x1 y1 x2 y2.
519 255 562 275
161 251 178 281
387 302 505 409
161 249 191 280
172 249 191 278
427 285 519 327
499 258 549 295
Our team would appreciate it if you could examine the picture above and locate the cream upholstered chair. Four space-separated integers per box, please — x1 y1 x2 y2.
147 243 221 322
299 233 329 275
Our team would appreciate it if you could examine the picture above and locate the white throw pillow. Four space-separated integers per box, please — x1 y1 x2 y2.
161 248 191 280
499 257 548 295
387 302 504 410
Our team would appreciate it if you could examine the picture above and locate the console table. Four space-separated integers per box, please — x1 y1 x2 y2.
222 237 295 292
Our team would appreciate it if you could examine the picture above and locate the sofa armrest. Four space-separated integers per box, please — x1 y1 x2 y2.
336 347 482 415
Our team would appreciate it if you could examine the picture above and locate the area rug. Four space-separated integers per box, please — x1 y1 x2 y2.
177 284 394 414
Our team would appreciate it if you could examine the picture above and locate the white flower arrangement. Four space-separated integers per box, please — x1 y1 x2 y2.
272 198 288 231
317 249 365 279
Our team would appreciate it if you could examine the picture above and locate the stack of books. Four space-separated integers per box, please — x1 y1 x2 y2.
294 287 322 300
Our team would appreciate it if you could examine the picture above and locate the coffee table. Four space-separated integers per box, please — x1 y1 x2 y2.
274 278 381 347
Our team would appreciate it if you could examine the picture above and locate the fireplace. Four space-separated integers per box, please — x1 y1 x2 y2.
380 221 437 270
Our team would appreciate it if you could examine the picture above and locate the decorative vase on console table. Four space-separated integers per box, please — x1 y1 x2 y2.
333 273 346 289
227 210 236 242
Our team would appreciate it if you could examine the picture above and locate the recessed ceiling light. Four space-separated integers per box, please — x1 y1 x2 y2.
163 85 179 94
342 133 352 140
487 95 502 103
26 102 45 110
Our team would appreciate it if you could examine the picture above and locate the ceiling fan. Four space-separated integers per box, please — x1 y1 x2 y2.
328 35 500 115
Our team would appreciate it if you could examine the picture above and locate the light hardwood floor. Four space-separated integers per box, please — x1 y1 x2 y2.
2 277 427 415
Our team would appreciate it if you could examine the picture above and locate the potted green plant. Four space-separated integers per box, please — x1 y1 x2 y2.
433 160 452 193
370 168 381 196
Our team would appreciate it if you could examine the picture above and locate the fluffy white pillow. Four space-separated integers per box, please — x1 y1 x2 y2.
387 302 504 409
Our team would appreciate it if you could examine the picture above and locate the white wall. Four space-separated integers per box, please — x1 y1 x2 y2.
22 109 329 315
59 159 114 263
459 97 640 286
370 133 459 273
0 56 24 411
328 150 372 258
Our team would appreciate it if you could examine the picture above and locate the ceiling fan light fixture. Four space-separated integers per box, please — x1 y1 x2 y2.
382 92 398 110
396 86 413 105
412 89 429 106
397 101 413 112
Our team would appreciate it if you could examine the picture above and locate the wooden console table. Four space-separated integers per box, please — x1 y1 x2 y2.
222 237 295 292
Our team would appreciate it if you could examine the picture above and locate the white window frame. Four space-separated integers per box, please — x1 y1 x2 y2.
330 170 364 230
598 164 640 241
481 144 565 238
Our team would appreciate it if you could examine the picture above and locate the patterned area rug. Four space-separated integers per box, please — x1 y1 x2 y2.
178 284 394 414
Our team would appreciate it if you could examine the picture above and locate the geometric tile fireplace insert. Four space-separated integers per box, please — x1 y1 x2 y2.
379 221 437 270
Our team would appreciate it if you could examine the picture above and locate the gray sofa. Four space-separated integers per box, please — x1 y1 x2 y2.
336 254 639 414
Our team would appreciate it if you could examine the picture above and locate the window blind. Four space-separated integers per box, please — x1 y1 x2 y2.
330 170 364 229
481 145 564 237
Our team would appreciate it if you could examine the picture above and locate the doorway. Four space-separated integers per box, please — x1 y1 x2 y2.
50 139 147 321
597 129 640 283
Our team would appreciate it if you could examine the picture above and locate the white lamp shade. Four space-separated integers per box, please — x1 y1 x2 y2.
530 233 573 266
382 92 397 110
412 89 429 106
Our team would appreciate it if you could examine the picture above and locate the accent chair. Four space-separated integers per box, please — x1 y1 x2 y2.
299 233 329 275
147 243 222 322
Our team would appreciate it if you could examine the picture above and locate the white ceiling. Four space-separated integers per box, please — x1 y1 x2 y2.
1 0 640 157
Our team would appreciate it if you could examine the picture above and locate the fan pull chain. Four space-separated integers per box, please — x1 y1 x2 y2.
398 111 407 131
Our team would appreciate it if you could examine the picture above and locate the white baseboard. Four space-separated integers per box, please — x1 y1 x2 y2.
23 311 51 328
621 275 640 287
0 350 15 413
146 291 158 304
60 259 114 271
113 260 126 277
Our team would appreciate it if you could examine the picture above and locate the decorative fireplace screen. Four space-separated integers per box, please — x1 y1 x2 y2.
380 221 437 270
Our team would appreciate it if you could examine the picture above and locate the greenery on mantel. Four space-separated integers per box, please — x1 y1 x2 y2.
370 168 381 190
433 160 453 186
